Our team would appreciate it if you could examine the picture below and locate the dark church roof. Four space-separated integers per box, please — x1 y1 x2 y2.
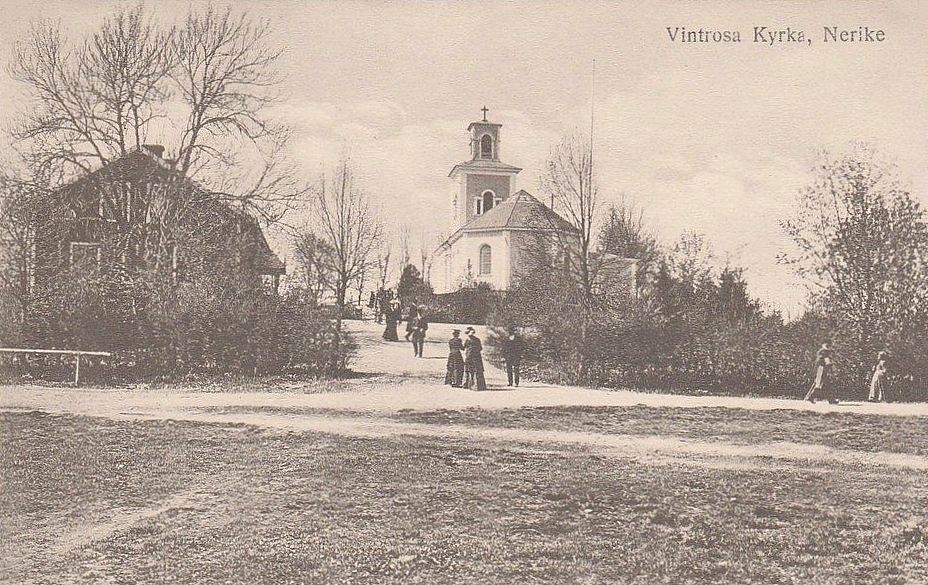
441 190 577 248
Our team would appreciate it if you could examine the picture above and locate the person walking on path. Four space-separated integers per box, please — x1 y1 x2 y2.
868 351 889 402
502 329 525 387
382 299 401 341
805 340 837 404
464 327 487 391
444 329 465 387
412 309 429 357
404 305 418 341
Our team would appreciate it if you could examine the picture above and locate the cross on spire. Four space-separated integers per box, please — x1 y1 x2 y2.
481 105 489 122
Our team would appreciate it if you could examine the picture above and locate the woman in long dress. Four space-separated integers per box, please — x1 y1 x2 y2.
805 340 836 404
463 328 487 391
445 330 465 387
382 300 400 341
868 351 889 402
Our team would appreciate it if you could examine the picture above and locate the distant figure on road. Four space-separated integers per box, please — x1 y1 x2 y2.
382 299 401 341
445 329 465 387
404 305 418 341
805 340 837 404
368 291 378 322
868 350 889 402
502 330 525 387
464 327 487 391
412 309 429 357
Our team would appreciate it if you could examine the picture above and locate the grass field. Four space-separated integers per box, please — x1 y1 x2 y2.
3 408 928 584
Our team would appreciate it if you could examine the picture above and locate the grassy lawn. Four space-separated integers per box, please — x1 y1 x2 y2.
391 405 928 457
2 410 928 584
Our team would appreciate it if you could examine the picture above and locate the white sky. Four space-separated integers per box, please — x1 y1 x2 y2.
2 0 927 316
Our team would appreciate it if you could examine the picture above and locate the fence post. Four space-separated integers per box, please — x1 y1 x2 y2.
74 353 81 386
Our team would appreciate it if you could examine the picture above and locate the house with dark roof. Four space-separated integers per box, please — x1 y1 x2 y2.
31 144 285 292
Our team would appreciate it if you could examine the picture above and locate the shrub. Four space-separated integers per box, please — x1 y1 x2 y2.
13 265 349 384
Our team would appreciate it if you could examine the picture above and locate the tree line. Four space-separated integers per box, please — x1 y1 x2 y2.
491 136 928 401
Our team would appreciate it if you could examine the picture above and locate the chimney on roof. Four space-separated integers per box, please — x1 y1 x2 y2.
141 144 165 158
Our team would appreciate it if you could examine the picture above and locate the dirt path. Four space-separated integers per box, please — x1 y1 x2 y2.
3 319 928 474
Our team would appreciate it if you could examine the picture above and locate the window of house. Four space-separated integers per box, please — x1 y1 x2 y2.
479 244 492 275
69 242 101 267
480 134 493 159
476 199 483 215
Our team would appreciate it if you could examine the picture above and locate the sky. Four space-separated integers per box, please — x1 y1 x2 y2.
2 0 927 316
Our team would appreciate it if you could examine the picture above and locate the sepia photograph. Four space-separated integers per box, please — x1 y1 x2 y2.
1 0 927 583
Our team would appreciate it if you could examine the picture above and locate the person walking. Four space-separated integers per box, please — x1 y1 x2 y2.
412 309 429 357
502 329 525 387
369 291 378 322
463 327 487 391
805 340 837 404
382 299 401 341
868 351 889 402
404 305 418 341
445 329 465 387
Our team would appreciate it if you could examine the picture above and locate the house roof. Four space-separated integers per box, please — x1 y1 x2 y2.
440 190 577 248
448 159 522 178
55 145 286 276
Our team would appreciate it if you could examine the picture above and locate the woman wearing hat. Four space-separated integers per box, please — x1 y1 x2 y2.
463 327 487 391
382 298 401 341
445 329 465 387
868 350 889 402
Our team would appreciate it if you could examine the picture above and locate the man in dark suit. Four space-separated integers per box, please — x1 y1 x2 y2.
502 330 526 387
412 309 429 357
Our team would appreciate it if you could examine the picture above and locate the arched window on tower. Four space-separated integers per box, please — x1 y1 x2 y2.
482 190 495 213
480 134 493 159
479 244 492 275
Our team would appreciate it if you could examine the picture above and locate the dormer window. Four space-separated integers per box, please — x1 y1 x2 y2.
480 134 493 159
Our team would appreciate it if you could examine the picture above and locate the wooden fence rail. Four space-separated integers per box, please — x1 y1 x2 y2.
0 348 112 386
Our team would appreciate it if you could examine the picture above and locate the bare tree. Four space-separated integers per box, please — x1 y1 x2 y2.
0 173 39 338
538 131 600 308
292 232 334 304
398 224 412 270
376 243 392 291
9 2 295 225
309 156 383 367
171 4 281 177
9 5 173 176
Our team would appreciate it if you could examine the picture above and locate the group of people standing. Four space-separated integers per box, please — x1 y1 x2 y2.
369 288 400 325
381 302 429 358
444 328 525 391
804 340 892 404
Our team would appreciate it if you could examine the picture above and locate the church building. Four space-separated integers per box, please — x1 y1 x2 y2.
430 110 579 293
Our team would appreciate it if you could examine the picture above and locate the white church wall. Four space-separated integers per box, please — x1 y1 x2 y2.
445 231 511 292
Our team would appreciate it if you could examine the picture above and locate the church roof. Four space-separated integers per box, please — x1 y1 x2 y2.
448 159 522 178
441 190 577 248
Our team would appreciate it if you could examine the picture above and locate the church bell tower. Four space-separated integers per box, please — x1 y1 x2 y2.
448 107 522 227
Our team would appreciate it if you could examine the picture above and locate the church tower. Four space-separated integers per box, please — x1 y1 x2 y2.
448 107 522 228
